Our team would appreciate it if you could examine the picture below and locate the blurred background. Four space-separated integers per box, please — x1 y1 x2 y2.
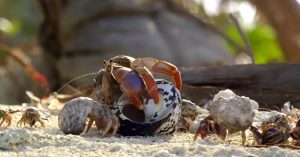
0 0 299 104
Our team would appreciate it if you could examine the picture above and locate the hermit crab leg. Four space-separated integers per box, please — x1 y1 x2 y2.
131 58 182 90
38 119 45 128
86 119 92 133
0 118 5 126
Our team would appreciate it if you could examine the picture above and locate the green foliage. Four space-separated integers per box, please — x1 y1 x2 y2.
0 0 40 43
0 18 20 36
225 23 285 64
0 47 10 57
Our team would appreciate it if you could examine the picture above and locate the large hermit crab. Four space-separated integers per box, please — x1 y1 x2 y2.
92 55 182 109
59 55 183 136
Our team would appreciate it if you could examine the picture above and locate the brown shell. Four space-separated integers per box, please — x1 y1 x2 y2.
58 97 119 135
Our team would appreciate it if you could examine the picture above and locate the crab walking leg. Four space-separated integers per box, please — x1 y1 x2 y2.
86 118 94 133
241 131 246 145
152 61 182 90
131 66 159 104
0 118 5 126
5 115 12 127
132 58 182 90
111 116 120 136
38 119 46 128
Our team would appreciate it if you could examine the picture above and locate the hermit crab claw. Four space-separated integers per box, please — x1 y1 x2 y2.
131 58 182 91
128 65 159 105
110 64 150 110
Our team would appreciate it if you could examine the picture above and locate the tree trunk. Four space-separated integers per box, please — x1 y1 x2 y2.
251 0 300 62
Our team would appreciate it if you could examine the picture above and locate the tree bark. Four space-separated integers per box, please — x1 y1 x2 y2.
251 0 300 62
181 63 300 109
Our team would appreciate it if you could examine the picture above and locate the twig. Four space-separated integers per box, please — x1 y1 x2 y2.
244 144 300 149
229 14 255 63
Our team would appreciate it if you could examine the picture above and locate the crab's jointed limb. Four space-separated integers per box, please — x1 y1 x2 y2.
129 65 159 104
131 58 182 90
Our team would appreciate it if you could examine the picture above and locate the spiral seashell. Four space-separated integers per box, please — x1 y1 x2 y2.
113 79 182 136
58 97 119 135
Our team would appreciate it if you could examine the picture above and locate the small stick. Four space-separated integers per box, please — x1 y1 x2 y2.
229 14 255 63
244 144 300 149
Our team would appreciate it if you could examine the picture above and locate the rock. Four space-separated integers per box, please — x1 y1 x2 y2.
38 0 234 84
0 129 31 149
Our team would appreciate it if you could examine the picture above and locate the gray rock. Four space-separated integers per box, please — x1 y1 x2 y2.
38 0 234 83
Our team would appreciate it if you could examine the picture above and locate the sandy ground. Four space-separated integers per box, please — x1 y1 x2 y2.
0 104 300 157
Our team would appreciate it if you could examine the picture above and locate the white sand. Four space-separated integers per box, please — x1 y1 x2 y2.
0 104 299 157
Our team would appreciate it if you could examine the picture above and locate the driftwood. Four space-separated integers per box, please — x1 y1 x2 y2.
180 63 300 109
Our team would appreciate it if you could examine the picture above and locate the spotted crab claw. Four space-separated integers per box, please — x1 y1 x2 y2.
58 97 119 136
131 58 182 91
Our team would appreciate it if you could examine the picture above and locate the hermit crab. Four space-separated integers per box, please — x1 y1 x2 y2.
59 55 183 136
289 119 300 145
194 115 227 141
58 97 119 136
194 89 257 144
0 109 19 127
250 114 290 145
17 107 46 128
178 99 199 132
93 55 182 109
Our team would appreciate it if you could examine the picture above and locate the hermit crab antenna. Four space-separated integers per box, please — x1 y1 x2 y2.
56 72 98 94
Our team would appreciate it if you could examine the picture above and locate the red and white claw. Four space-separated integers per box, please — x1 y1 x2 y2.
111 64 150 109
131 58 182 90
130 66 159 105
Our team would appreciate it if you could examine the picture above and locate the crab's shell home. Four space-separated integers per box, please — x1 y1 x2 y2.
113 79 182 136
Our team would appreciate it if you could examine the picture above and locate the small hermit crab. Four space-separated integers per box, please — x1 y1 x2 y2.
17 107 46 128
177 99 199 132
58 97 119 136
194 115 227 141
194 89 257 145
0 109 19 127
289 119 300 145
250 114 290 145
250 123 289 145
